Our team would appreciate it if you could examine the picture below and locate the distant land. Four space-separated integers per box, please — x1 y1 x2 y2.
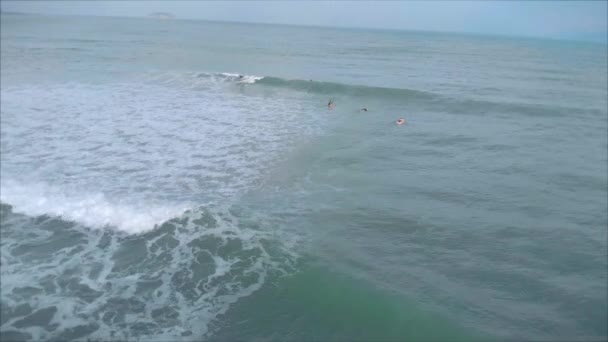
147 12 175 20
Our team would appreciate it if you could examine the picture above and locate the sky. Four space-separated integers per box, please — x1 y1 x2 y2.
2 1 607 42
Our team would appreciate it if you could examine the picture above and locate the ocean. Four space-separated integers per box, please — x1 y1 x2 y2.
1 13 606 341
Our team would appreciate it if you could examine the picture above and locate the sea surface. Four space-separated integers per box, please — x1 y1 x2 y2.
1 13 607 341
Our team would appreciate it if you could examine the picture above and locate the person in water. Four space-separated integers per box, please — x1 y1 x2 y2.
360 108 368 112
328 99 335 109
396 118 406 125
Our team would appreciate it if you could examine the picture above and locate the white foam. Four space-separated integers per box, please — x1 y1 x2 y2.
1 80 324 235
0 204 294 340
237 75 264 84
141 71 265 91
219 72 241 77
0 180 188 234
219 72 264 84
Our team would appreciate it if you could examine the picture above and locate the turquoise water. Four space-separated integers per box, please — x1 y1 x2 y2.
1 14 607 341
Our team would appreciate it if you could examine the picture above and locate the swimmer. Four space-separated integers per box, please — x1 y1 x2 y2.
396 118 406 125
328 99 335 109
360 108 368 112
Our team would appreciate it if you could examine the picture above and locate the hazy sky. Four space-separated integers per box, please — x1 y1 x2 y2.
2 1 607 42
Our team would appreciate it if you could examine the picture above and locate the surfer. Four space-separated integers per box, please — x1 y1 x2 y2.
328 99 335 109
396 118 406 125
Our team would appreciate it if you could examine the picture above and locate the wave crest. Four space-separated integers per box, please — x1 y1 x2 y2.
0 180 189 234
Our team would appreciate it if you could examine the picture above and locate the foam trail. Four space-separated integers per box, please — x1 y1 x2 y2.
0 180 188 234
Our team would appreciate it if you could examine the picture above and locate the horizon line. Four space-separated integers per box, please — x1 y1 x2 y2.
2 10 606 45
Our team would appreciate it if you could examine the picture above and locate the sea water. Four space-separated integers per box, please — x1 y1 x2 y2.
1 14 607 341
